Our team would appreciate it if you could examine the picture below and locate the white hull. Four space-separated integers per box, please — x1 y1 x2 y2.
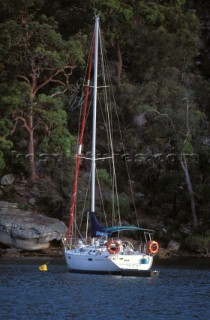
64 244 153 274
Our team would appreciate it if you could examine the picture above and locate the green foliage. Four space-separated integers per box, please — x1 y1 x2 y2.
1 82 31 111
41 129 74 157
37 177 64 217
0 151 6 172
1 81 73 160
0 116 13 146
0 17 84 78
186 231 210 255
90 0 134 46
104 191 130 221
126 2 198 82
180 141 194 154
117 192 130 214
97 168 110 185
0 137 13 151
0 95 14 171
0 0 85 179
137 1 165 25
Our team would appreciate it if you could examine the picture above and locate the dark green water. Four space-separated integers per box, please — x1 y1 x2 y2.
0 259 209 320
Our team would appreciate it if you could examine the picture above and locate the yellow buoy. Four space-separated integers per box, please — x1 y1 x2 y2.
39 264 48 271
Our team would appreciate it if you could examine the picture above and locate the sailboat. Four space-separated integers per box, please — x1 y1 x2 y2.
63 16 159 276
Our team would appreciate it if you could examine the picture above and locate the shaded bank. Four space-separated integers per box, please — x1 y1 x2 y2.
0 255 210 271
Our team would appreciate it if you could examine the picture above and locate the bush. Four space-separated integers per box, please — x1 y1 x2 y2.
0 151 5 173
186 231 210 256
96 168 110 185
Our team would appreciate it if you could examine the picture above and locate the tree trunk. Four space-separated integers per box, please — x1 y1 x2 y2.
172 191 177 214
180 154 198 229
116 41 122 88
28 111 38 180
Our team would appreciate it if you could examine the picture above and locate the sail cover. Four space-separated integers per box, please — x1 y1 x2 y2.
90 212 155 237
90 212 106 237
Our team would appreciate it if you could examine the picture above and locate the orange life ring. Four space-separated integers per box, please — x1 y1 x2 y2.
147 241 159 255
107 240 120 254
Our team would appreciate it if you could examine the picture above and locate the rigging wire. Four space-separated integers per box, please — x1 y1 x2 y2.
79 171 91 230
95 165 108 227
107 85 140 226
98 26 122 227
67 33 95 242
99 29 140 227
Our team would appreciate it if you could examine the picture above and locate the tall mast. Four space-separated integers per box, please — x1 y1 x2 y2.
66 32 95 242
91 16 99 213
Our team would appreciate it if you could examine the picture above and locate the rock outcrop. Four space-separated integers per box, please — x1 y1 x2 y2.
167 240 180 252
1 174 15 186
0 201 67 250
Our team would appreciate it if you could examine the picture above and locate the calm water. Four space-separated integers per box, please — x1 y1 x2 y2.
0 259 210 320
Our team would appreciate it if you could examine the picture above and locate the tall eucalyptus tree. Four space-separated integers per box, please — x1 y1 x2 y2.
0 0 84 179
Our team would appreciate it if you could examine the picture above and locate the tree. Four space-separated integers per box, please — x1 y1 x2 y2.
90 0 134 87
115 1 203 229
0 0 84 179
124 1 198 83
135 92 203 228
54 0 135 87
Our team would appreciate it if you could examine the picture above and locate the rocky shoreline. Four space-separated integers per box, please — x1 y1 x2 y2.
1 180 209 261
0 201 67 251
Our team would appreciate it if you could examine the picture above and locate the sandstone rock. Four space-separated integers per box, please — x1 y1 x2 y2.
0 201 67 251
4 248 21 258
162 227 168 234
28 198 36 206
15 186 28 196
157 247 171 258
180 224 191 235
134 112 147 127
1 174 15 186
167 240 180 252
134 192 145 198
